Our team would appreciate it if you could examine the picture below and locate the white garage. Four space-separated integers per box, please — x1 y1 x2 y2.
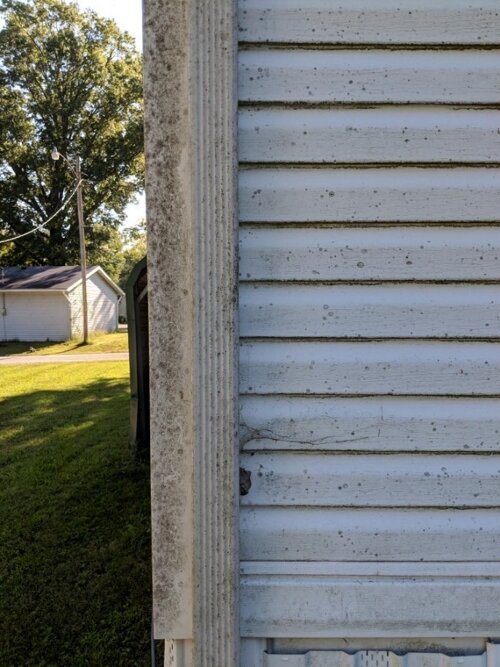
0 265 124 342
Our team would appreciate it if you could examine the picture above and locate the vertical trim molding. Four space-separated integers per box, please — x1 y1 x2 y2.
143 0 239 664
192 1 239 665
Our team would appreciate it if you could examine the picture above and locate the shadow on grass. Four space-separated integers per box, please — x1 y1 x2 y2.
0 377 162 667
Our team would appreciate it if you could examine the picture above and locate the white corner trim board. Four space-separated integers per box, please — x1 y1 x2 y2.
144 0 238 663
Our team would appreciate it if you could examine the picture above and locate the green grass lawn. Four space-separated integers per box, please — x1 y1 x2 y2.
0 362 160 666
0 331 129 357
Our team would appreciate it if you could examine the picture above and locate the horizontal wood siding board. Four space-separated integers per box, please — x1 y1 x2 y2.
239 227 500 281
240 284 500 338
239 169 500 222
237 4 500 640
240 396 500 452
239 341 500 395
239 452 500 507
239 51 500 103
271 639 490 654
238 0 500 45
240 508 500 561
239 108 500 163
240 574 500 637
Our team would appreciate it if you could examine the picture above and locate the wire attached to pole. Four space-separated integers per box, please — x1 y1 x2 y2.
0 179 83 245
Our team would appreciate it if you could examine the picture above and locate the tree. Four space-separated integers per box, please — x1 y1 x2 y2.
0 0 144 274
117 221 146 289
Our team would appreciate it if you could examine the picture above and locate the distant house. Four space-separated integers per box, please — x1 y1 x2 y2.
0 266 124 342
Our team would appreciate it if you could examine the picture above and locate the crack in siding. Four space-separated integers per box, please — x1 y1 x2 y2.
240 421 371 448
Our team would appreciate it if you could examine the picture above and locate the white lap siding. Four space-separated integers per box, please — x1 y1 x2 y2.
0 292 70 342
68 272 118 337
238 0 500 655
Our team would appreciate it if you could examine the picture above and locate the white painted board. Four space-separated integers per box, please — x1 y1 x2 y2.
239 167 500 223
239 51 500 103
239 108 500 164
240 568 500 637
239 169 500 222
240 396 500 452
239 452 500 507
239 228 500 281
240 508 500 561
240 284 500 338
240 341 500 395
238 0 500 45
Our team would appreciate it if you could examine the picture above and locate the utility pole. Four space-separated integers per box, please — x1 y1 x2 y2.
51 148 88 344
75 156 89 344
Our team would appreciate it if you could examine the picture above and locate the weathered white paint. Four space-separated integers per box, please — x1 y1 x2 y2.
240 567 500 637
238 0 500 44
240 508 500 561
262 646 500 667
240 396 500 452
241 639 267 667
239 50 500 103
240 341 500 395
144 0 239 659
164 639 193 667
0 292 70 342
272 638 492 654
237 15 500 641
239 108 500 164
143 0 500 657
239 228 500 282
240 284 500 338
240 453 500 507
239 169 500 223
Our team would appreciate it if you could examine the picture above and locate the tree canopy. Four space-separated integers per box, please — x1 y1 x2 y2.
0 0 144 276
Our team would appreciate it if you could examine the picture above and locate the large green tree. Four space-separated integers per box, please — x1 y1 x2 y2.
0 0 144 272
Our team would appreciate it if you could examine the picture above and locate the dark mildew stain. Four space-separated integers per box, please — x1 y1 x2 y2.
240 467 252 495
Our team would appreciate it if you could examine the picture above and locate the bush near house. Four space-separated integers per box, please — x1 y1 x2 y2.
0 362 161 666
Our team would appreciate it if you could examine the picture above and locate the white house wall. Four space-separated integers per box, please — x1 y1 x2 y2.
0 292 70 342
238 0 500 655
68 272 118 337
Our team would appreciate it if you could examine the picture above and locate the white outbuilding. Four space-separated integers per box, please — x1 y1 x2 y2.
0 265 124 342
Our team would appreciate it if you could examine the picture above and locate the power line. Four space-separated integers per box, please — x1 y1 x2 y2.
0 179 83 245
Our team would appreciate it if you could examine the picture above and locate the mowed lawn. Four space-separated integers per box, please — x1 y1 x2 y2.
0 331 129 356
0 362 158 666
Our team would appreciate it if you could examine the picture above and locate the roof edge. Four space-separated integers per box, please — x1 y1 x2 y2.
66 266 125 297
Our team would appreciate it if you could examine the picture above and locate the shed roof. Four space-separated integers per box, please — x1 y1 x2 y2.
0 265 124 296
